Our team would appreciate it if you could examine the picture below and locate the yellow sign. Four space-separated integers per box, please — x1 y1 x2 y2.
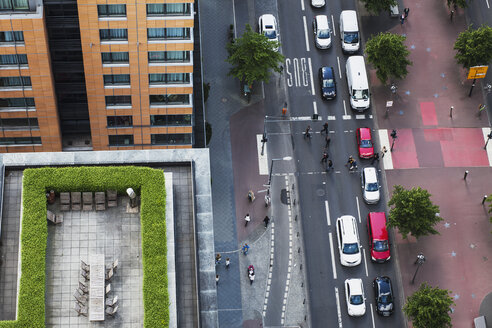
468 66 488 79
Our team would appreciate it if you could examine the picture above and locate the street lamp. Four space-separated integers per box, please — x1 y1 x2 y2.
484 131 492 149
390 129 398 152
411 253 426 284
261 116 268 156
267 156 292 188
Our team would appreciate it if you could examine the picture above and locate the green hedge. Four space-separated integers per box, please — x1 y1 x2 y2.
0 166 168 328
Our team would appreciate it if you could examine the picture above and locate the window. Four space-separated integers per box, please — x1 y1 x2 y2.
107 115 132 127
149 94 189 105
150 114 191 126
0 31 23 44
149 73 190 85
102 52 129 64
147 28 190 40
0 137 41 145
0 0 29 11
148 51 190 63
97 4 126 17
105 95 131 107
100 29 128 41
146 3 191 16
108 134 133 146
104 74 130 86
151 133 191 145
0 118 38 130
0 97 34 108
0 76 31 88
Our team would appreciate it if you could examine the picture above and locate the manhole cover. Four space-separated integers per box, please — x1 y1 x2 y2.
317 189 325 197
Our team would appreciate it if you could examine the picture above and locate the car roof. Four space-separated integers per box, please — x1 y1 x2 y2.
315 15 329 28
368 212 388 239
376 276 391 292
347 278 363 294
358 127 371 139
321 67 334 79
338 215 358 242
363 167 377 181
261 14 276 26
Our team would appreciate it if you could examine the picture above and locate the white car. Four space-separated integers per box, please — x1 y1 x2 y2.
345 278 366 317
311 0 325 8
336 215 361 266
313 15 331 49
258 14 279 50
361 167 380 204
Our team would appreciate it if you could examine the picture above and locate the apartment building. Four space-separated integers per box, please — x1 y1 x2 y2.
0 0 197 152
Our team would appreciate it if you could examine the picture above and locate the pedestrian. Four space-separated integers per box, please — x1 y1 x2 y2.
381 146 388 158
216 274 220 285
325 135 331 148
320 151 328 164
327 159 333 171
242 243 250 255
215 253 222 265
450 9 454 21
400 14 405 25
263 216 270 228
244 213 251 227
320 122 329 134
371 152 380 165
304 125 312 139
404 7 409 18
225 258 230 269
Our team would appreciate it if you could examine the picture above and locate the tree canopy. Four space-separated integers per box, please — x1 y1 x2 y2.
365 32 412 85
403 283 455 328
387 185 442 239
454 25 492 69
447 0 469 9
226 24 284 86
360 0 397 15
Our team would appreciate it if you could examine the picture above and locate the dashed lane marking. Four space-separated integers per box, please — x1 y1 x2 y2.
329 232 337 280
335 287 343 327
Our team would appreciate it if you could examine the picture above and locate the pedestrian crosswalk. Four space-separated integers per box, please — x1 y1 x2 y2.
290 114 374 121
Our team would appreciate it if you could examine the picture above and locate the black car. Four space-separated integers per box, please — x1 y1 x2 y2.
319 66 336 99
373 276 394 316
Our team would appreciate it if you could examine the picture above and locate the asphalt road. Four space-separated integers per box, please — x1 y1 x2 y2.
270 0 407 327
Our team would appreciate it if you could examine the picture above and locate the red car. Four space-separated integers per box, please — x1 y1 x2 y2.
356 128 374 159
367 212 390 262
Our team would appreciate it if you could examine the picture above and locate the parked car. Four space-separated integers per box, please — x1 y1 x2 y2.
313 15 331 49
319 67 336 99
373 276 394 316
345 278 366 316
336 215 361 266
356 128 374 159
258 14 279 50
311 0 325 8
361 167 380 204
367 212 390 262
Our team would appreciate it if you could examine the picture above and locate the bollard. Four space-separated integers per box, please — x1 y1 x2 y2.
304 315 307 321
295 215 298 221
298 247 301 253
464 170 469 180
301 282 304 287
300 264 302 270
293 199 296 206
297 231 299 237
482 195 488 205
292 183 295 190
450 106 453 118
303 299 305 304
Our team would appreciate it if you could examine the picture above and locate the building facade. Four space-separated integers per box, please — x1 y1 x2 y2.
0 0 195 152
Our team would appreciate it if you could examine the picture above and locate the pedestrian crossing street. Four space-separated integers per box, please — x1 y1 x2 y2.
290 114 374 121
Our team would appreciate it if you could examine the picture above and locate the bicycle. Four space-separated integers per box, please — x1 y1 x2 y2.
478 104 487 118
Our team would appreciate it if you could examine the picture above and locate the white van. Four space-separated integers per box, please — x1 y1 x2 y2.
340 11 360 53
346 56 370 111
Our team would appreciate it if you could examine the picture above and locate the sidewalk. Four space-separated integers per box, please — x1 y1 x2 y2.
361 0 492 326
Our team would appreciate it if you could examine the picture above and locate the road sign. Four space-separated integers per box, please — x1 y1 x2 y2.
468 66 488 80
386 101 393 107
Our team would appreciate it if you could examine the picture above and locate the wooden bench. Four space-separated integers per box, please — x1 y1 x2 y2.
82 192 93 211
60 192 70 211
71 192 81 211
107 190 117 207
47 210 63 224
95 192 106 211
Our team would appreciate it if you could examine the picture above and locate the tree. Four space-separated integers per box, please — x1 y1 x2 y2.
360 0 397 15
365 32 412 85
226 24 284 86
403 283 455 328
387 185 442 239
454 25 492 69
447 0 469 9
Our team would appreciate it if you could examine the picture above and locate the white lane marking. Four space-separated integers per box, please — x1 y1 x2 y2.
331 14 336 36
355 114 366 120
257 134 268 175
329 232 337 280
325 200 331 226
301 0 305 10
335 287 343 328
356 196 361 223
308 57 315 95
486 0 490 8
343 100 348 116
232 0 237 39
313 101 318 115
303 16 310 52
482 127 492 165
370 303 376 328
363 248 369 277
337 57 342 79
378 129 393 170
343 116 352 120
290 116 312 121
328 115 336 120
